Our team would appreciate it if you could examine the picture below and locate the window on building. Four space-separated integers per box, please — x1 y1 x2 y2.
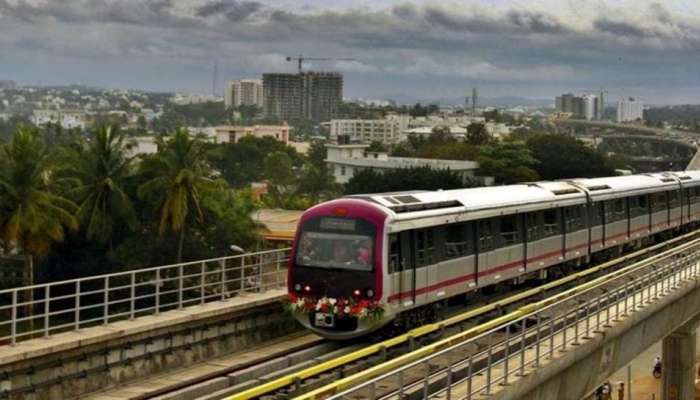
340 165 346 176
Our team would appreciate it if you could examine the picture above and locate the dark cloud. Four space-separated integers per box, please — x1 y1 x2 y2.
593 18 652 38
196 0 262 21
3 1 700 102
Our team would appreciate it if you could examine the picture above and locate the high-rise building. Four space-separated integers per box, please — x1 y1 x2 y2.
224 79 263 109
555 92 603 120
471 88 478 115
263 71 343 122
617 97 644 123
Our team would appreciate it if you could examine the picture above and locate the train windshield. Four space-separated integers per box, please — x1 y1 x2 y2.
296 217 375 272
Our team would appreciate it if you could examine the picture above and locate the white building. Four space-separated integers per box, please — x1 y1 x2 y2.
617 97 644 123
325 143 481 185
125 137 159 158
581 94 597 121
206 125 290 144
31 109 86 130
224 79 263 109
330 115 409 144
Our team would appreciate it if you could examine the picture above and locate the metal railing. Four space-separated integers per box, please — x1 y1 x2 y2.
328 244 700 400
0 248 290 346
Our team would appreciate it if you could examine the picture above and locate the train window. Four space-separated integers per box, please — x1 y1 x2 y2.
695 187 700 201
652 192 667 212
415 229 435 266
499 215 520 246
629 195 648 218
543 209 561 237
445 223 471 258
525 212 541 241
639 195 648 210
478 219 495 252
389 234 400 273
605 198 626 222
590 202 603 226
564 206 584 232
669 190 680 208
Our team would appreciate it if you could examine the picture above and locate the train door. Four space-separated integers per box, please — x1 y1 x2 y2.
390 231 417 307
411 229 431 306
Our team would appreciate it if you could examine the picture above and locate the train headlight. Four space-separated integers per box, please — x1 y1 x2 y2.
293 283 302 292
365 289 375 298
353 289 361 297
304 285 312 292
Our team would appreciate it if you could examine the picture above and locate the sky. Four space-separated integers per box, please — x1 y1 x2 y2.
3 0 700 104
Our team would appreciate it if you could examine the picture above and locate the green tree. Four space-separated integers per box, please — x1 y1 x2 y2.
526 134 615 180
345 167 471 195
0 126 78 256
477 141 539 184
466 123 491 146
137 129 220 262
263 151 297 207
297 164 339 204
307 140 328 170
366 140 387 153
58 125 137 249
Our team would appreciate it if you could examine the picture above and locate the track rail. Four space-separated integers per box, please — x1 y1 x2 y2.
226 230 700 400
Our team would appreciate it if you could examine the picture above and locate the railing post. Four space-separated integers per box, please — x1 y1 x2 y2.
130 272 136 320
44 285 50 338
155 268 161 314
519 320 526 376
535 314 541 368
486 338 492 395
503 324 510 385
549 318 554 359
103 276 109 325
397 370 404 399
220 260 226 301
467 356 473 400
423 361 430 399
446 362 453 400
200 262 206 305
11 290 17 346
178 264 184 309
240 255 246 294
562 312 568 352
75 281 81 330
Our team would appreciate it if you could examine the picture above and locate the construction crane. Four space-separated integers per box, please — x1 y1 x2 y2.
285 55 356 73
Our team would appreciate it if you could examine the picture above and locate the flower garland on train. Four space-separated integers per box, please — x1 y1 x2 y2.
284 294 384 321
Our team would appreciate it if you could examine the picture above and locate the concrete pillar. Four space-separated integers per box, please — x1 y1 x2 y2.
662 320 698 400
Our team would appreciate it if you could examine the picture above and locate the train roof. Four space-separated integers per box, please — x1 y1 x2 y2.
350 172 700 228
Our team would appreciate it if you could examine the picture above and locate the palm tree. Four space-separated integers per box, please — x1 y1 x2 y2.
58 125 136 250
0 126 78 257
137 129 219 263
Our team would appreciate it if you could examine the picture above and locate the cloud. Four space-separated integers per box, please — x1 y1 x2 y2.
3 0 700 101
195 0 262 21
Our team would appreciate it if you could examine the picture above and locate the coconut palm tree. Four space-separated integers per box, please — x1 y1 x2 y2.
58 125 137 249
0 126 78 257
137 129 219 263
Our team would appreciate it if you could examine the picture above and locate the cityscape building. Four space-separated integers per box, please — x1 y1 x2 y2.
224 79 263 109
617 97 644 123
263 71 342 122
0 80 16 90
329 115 409 144
555 92 603 120
209 124 290 144
325 141 482 185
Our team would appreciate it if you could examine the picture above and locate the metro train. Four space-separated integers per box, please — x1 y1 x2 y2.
286 171 700 339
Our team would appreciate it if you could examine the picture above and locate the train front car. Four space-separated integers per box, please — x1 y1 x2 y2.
287 199 391 339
